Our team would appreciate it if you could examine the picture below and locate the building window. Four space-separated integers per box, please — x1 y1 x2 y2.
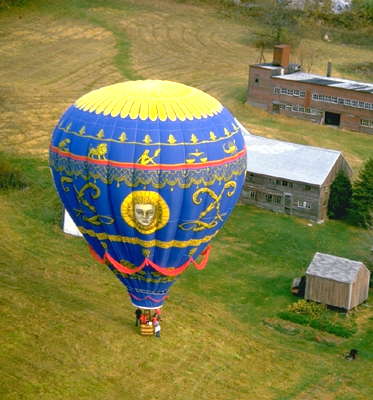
297 200 311 209
282 180 293 187
276 87 305 98
249 191 257 200
311 93 373 110
304 185 311 191
265 194 273 202
361 119 373 128
273 195 282 204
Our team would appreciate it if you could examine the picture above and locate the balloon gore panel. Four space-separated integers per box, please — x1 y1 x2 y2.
49 80 247 308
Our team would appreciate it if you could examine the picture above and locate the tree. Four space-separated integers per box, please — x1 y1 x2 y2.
253 0 302 59
352 0 373 22
327 170 352 219
349 157 373 228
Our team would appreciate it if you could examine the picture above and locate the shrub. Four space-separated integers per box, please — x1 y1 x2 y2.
279 300 357 338
0 158 26 190
288 299 326 319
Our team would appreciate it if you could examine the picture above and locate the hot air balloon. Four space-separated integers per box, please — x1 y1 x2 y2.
49 80 247 315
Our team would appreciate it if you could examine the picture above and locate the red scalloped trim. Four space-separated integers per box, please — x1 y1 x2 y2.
129 293 169 303
89 245 211 277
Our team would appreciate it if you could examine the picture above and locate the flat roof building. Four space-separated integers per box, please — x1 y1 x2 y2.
247 45 373 134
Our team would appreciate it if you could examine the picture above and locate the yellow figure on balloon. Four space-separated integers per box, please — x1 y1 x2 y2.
121 191 170 234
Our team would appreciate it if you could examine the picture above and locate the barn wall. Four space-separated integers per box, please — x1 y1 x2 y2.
319 154 353 220
350 267 371 309
241 172 321 221
305 275 350 309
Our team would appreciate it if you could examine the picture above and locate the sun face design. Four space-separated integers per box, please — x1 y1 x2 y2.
121 191 170 234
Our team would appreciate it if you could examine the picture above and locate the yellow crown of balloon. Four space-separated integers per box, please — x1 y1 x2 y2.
75 80 223 122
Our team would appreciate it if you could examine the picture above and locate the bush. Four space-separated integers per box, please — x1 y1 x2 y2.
0 158 26 190
287 299 326 319
278 300 357 338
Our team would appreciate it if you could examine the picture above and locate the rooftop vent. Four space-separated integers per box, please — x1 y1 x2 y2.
288 63 301 74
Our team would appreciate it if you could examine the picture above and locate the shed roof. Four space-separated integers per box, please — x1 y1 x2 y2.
273 71 373 95
306 252 365 283
240 127 342 185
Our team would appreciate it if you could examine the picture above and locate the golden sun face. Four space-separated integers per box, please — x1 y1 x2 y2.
120 191 170 234
134 204 155 227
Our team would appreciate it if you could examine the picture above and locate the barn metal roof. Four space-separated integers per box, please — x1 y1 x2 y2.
241 128 342 185
306 252 365 283
273 71 373 94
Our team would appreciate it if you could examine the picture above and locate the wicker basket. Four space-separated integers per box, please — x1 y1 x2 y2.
140 323 154 336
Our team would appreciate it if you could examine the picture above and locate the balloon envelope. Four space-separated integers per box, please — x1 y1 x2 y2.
50 80 247 308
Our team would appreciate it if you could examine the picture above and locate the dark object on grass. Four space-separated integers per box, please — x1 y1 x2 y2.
291 276 306 297
345 349 358 360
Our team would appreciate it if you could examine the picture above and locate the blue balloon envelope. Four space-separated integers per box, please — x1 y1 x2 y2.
49 80 247 309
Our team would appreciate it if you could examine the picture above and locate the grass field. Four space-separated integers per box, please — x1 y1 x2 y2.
1 1 373 399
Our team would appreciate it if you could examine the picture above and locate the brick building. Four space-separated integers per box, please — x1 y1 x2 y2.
240 131 352 222
246 45 373 134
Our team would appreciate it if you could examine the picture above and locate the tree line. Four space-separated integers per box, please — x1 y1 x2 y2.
328 157 373 228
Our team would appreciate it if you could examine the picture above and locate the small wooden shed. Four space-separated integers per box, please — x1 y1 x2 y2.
305 252 370 310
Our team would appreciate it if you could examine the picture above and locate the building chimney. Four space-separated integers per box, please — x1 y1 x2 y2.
273 45 290 68
326 61 332 77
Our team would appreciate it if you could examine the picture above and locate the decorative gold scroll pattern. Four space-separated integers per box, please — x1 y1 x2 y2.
61 178 114 226
50 151 247 189
179 181 237 232
77 226 219 248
